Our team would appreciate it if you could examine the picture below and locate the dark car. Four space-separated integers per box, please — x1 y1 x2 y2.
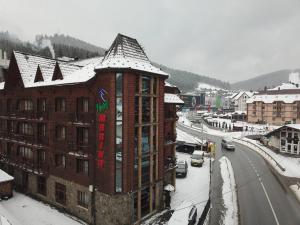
176 160 188 177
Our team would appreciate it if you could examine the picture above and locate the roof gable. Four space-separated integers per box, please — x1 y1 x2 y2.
34 65 44 82
4 52 24 89
103 33 149 63
95 34 168 76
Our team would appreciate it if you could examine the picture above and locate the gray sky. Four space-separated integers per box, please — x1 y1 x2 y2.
1 0 300 83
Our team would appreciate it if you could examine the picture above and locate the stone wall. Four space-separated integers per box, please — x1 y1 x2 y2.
95 191 131 225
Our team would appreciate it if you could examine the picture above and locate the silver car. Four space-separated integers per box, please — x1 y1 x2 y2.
176 160 188 177
221 137 235 150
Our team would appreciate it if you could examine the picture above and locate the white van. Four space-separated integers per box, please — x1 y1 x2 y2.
190 150 204 167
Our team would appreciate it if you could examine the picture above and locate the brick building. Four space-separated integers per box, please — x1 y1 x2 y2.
247 88 300 125
0 34 181 224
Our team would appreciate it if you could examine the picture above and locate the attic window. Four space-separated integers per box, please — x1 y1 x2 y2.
34 66 44 83
52 62 63 81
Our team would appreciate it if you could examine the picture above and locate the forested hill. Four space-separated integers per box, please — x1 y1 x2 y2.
154 63 231 93
0 31 231 93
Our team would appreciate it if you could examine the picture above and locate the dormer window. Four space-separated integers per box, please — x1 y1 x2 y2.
34 65 44 82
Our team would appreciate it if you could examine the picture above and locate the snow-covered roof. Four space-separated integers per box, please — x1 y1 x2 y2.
247 94 300 104
12 51 104 88
165 81 176 87
0 169 13 183
164 93 184 104
233 91 253 100
0 82 4 90
229 92 238 99
266 124 300 136
95 34 168 76
268 83 299 91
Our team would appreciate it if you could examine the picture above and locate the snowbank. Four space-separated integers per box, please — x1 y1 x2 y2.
219 156 238 225
0 215 11 225
290 184 300 202
0 170 13 183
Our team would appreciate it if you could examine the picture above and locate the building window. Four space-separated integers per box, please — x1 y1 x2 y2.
7 120 14 133
17 99 33 111
77 127 89 144
76 159 89 175
116 73 123 192
37 98 46 112
18 122 33 135
56 126 66 140
77 191 89 208
55 154 66 168
17 146 33 160
37 176 47 196
37 149 46 164
38 123 46 137
55 98 66 112
77 97 89 113
55 183 66 205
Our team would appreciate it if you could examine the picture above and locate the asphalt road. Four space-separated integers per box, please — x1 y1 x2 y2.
178 124 300 225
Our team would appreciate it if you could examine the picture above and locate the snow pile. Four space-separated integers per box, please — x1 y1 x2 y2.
0 169 13 183
234 138 300 178
0 215 11 225
0 82 4 90
219 157 238 225
0 192 85 225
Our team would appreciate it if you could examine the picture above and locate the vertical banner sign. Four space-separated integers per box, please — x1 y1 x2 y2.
96 88 109 169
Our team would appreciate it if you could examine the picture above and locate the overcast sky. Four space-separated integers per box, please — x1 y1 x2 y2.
1 0 300 83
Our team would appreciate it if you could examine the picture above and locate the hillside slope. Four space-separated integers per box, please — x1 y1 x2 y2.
231 69 300 91
154 63 230 93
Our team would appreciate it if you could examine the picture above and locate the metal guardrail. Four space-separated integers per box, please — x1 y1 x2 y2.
233 137 286 172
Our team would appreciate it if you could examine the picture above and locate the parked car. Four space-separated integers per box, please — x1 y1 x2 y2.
176 143 201 154
190 150 204 167
168 202 197 225
176 160 188 177
221 137 235 150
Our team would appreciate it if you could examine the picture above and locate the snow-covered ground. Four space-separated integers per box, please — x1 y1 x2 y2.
176 128 205 144
171 152 210 213
0 192 85 225
219 156 238 225
234 138 300 179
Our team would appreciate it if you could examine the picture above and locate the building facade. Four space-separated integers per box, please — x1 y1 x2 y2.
247 89 300 125
266 124 300 155
0 34 178 224
233 91 253 112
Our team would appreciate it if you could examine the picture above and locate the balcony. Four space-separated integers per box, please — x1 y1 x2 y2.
68 112 95 123
164 157 177 172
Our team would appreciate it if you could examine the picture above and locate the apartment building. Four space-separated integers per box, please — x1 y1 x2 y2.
0 34 181 225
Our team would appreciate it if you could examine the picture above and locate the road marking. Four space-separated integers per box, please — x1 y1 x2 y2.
247 157 280 225
260 181 280 225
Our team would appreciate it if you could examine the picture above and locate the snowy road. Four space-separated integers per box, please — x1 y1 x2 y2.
178 123 300 225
